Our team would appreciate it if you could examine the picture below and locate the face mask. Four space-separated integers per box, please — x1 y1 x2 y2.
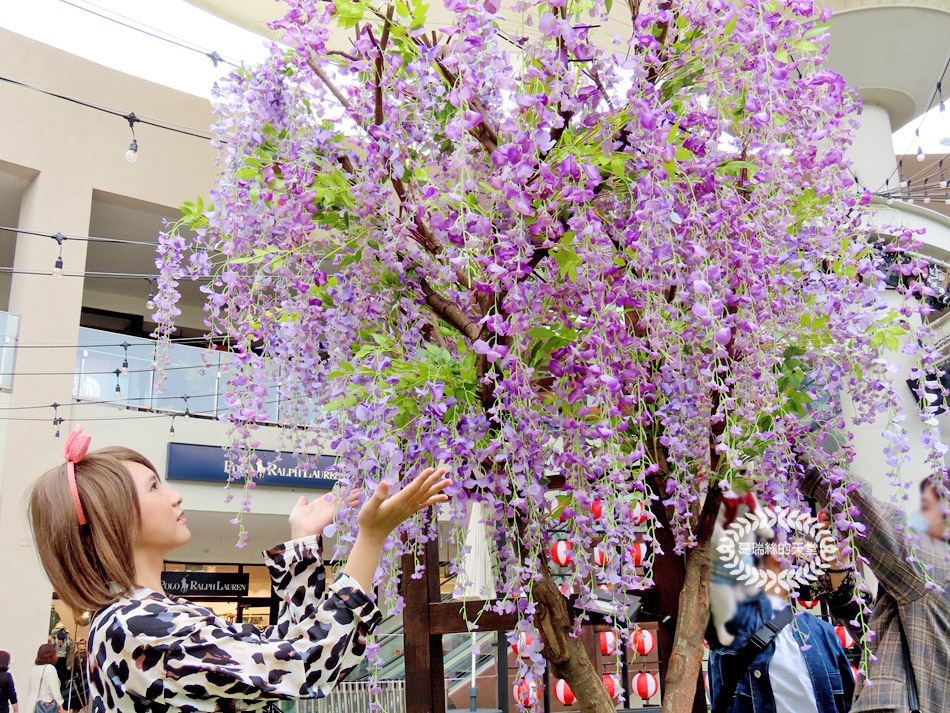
908 512 932 536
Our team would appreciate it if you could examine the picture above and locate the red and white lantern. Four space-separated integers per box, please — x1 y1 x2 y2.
594 542 610 566
512 632 534 658
835 626 855 649
629 501 648 525
702 638 709 650
591 500 603 520
549 497 569 521
633 628 656 656
551 540 573 567
599 631 618 656
558 583 572 597
797 599 819 610
602 675 621 700
850 665 859 683
513 680 540 706
554 679 575 705
704 671 710 692
633 672 659 700
628 543 649 567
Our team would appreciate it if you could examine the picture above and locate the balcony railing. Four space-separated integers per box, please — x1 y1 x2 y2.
72 327 316 424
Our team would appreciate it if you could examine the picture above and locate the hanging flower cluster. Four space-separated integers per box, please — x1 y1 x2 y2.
155 0 948 693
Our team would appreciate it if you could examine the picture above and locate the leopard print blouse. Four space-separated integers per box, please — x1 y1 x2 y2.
87 535 382 712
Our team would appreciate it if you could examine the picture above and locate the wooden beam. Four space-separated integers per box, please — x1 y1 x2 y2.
402 537 446 713
429 600 519 635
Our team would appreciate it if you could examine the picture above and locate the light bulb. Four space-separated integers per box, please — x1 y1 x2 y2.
53 256 63 277
169 422 176 438
917 147 926 162
121 358 129 374
908 197 916 204
146 295 156 310
925 194 932 204
887 197 894 205
901 176 909 188
115 385 121 398
945 195 950 205
942 176 948 189
125 139 138 163
184 408 191 420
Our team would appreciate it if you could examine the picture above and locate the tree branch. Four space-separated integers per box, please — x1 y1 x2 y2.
419 278 482 341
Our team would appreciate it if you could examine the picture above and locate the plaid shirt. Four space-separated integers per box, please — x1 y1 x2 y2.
801 469 950 712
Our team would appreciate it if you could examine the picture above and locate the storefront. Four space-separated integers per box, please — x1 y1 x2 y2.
161 562 279 625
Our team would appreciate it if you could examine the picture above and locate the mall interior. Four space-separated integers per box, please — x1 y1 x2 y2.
1 1 950 711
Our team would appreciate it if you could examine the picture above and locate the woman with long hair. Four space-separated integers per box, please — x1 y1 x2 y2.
29 425 451 712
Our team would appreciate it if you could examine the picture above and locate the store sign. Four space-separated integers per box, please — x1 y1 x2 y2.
166 442 337 489
161 571 250 597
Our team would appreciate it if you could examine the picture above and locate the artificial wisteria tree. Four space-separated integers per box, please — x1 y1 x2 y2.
155 0 946 710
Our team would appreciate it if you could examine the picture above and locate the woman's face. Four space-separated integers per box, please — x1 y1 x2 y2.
127 460 191 553
920 486 948 540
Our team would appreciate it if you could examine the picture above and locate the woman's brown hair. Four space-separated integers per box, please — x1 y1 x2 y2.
0 650 9 671
34 644 56 666
28 446 155 614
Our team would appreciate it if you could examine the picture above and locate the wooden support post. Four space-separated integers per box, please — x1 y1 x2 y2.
402 538 446 713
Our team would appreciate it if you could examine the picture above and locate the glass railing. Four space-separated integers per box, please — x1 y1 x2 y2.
72 327 311 424
0 312 20 391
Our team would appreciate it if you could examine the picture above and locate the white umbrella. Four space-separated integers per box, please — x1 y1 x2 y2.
453 500 497 711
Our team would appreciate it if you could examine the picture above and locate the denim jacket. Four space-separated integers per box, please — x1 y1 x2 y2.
708 592 854 713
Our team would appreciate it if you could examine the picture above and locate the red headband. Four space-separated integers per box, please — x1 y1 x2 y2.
63 424 91 527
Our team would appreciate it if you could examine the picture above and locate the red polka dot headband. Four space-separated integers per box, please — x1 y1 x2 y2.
63 424 91 527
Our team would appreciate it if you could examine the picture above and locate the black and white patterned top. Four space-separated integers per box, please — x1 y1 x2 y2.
87 535 381 712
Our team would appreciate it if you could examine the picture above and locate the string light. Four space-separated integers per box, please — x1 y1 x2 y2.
940 82 947 123
917 129 926 162
114 368 122 398
886 179 894 205
52 233 64 278
182 394 191 420
941 160 948 189
121 341 130 374
52 402 61 438
924 178 931 203
169 414 176 438
900 161 909 188
125 113 139 163
145 276 157 311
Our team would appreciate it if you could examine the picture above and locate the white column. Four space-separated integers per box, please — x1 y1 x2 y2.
0 170 90 688
847 103 897 194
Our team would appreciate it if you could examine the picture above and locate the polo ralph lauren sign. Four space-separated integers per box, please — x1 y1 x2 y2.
161 571 249 597
166 442 337 489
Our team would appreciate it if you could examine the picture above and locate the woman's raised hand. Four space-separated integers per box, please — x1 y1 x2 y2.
289 491 361 541
357 467 452 540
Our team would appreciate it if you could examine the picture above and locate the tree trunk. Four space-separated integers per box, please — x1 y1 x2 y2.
660 485 723 713
532 559 615 713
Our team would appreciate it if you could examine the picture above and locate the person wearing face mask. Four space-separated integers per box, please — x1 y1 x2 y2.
800 459 950 713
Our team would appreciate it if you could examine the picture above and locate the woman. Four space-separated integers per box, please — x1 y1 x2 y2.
0 651 18 713
28 425 452 712
23 645 62 713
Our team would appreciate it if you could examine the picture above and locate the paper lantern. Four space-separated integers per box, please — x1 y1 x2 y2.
629 501 648 525
628 542 648 567
594 542 610 566
702 638 709 650
797 599 819 610
591 500 603 520
551 540 573 566
554 679 575 705
633 628 656 656
850 665 859 683
558 583 572 597
602 675 620 700
835 625 855 649
513 680 540 706
633 671 659 700
600 631 618 656
704 671 709 692
512 632 534 658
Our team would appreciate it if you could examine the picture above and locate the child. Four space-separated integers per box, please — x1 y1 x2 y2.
28 425 451 712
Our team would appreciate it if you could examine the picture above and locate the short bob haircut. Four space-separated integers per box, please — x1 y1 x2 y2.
35 644 56 666
0 650 9 671
29 446 156 614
